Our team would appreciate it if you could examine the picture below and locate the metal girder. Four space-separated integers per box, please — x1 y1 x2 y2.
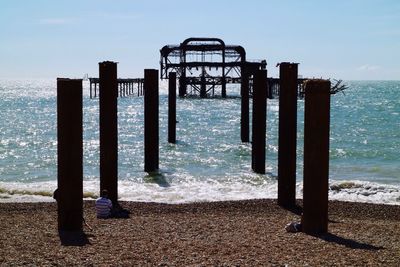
160 37 266 97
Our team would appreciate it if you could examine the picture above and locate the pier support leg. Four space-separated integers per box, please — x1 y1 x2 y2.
301 80 331 234
89 81 92 99
241 68 249 142
221 77 227 98
200 74 206 98
168 72 176 144
144 69 159 172
251 70 267 174
278 63 298 208
57 78 83 231
99 61 118 204
179 74 186 97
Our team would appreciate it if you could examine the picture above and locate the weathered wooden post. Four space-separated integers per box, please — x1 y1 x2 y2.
301 79 331 234
99 61 118 204
179 73 187 97
251 69 267 174
241 65 250 142
144 69 159 172
278 62 298 208
200 73 207 98
130 82 133 95
94 82 97 98
57 78 83 231
168 72 177 144
89 80 93 99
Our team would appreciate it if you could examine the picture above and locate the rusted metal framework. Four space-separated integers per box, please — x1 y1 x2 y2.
160 37 266 97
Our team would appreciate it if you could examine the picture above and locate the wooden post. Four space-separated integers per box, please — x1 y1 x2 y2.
99 61 118 204
89 80 92 99
200 73 207 98
241 66 249 142
144 69 159 172
57 78 83 231
168 72 177 144
252 70 267 174
278 63 298 208
301 80 331 234
94 83 97 98
221 77 227 98
179 73 186 97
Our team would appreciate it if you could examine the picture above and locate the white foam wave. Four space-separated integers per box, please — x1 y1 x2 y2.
1 179 399 205
328 180 400 205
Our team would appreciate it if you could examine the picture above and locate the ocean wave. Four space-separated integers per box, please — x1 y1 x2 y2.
1 179 399 205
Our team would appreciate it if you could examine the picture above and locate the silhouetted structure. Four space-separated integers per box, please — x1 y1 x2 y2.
160 37 266 98
57 78 83 231
57 36 341 235
251 70 267 174
301 80 331 234
168 72 177 144
240 66 250 142
144 69 159 172
99 61 118 204
278 63 298 208
89 78 143 98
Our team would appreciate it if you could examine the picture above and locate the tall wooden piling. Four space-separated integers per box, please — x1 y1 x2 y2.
168 72 177 144
200 73 207 98
179 73 187 97
252 70 267 174
57 78 83 231
99 61 118 204
221 77 227 98
89 81 93 99
241 66 250 142
278 63 298 208
144 69 159 172
301 80 331 234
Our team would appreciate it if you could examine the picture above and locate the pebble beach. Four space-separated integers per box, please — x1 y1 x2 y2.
1 199 399 266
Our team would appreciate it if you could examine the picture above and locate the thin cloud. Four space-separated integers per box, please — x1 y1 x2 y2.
94 12 142 20
357 64 381 71
39 18 77 25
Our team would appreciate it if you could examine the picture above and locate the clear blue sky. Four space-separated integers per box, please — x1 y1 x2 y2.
0 0 399 80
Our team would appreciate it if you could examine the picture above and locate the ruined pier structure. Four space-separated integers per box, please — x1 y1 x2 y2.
160 37 306 99
89 77 144 98
57 38 332 235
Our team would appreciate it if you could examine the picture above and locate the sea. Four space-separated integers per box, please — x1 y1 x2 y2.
0 79 399 204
